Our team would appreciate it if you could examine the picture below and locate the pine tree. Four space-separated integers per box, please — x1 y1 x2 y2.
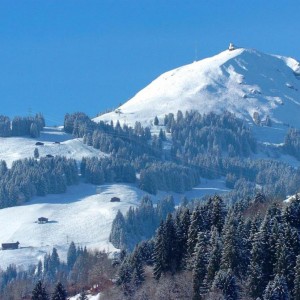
293 255 300 300
274 231 295 291
153 221 166 280
30 122 40 138
131 248 145 287
187 207 202 259
213 269 238 300
34 148 40 159
220 217 240 276
211 195 226 232
206 227 222 286
31 280 49 300
67 241 77 270
192 232 209 300
109 210 127 249
78 290 88 300
247 227 270 298
52 282 67 300
263 274 290 300
154 116 159 126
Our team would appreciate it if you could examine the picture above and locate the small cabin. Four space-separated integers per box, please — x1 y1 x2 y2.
46 154 54 158
110 197 121 202
35 142 44 146
228 43 235 51
38 217 48 224
2 242 19 250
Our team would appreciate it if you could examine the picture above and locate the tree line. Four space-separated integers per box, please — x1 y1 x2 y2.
0 113 45 138
0 156 78 209
114 194 300 300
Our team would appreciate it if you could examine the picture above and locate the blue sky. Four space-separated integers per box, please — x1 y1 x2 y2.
0 0 299 125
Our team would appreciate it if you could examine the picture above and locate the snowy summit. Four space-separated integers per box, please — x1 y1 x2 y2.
95 47 300 139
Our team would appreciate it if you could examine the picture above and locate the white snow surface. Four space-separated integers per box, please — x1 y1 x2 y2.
0 127 107 167
0 183 141 270
95 48 300 142
0 179 229 270
69 293 101 300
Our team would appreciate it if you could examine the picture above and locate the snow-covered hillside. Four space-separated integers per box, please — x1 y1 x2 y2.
0 179 229 270
0 127 107 167
95 47 300 142
0 183 141 269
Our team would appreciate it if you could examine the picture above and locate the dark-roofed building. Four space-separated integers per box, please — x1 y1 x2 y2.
110 197 120 202
38 217 48 224
2 242 20 250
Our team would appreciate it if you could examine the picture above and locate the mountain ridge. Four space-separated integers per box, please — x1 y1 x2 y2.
95 47 300 142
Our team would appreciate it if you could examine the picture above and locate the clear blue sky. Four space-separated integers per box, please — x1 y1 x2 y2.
0 0 299 125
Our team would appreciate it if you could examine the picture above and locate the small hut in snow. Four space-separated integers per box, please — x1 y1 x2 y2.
38 217 48 224
228 43 235 51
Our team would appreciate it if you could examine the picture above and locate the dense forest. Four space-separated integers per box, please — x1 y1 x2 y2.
0 114 45 138
0 157 78 209
1 110 300 212
2 193 300 299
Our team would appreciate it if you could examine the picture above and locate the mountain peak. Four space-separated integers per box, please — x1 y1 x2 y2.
95 47 300 142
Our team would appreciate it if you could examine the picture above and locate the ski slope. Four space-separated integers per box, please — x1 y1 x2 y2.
95 47 300 143
0 127 107 167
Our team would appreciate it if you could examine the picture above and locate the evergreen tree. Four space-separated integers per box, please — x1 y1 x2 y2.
154 116 159 126
78 290 88 300
34 148 40 159
247 225 271 299
293 255 300 300
192 232 209 300
109 210 127 249
31 280 49 300
206 227 222 285
213 269 238 300
220 217 241 276
263 274 290 300
153 221 166 280
211 195 226 232
131 248 145 287
52 282 67 300
187 207 202 259
67 241 77 270
30 122 40 138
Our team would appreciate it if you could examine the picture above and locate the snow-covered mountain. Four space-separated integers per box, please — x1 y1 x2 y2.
95 47 300 141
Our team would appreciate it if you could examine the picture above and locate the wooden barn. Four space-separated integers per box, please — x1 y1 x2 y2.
110 197 121 202
2 242 20 250
38 217 48 224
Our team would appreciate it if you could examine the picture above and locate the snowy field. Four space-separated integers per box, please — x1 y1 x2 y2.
0 127 106 167
69 293 101 300
0 183 142 270
0 179 229 270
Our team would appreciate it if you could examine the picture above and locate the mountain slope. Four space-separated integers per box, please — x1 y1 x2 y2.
95 48 300 141
0 127 107 167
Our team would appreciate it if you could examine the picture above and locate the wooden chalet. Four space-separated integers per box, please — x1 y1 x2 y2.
2 242 20 250
110 197 121 202
38 217 48 224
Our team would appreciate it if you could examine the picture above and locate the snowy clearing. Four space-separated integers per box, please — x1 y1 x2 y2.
0 127 107 167
0 179 229 270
